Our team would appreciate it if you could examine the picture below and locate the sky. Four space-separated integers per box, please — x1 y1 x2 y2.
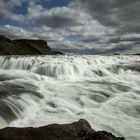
0 0 140 54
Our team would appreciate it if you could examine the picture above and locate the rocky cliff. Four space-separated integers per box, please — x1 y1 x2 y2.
0 119 125 140
0 35 62 55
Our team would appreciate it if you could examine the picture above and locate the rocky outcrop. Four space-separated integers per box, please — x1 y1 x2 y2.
0 119 125 140
0 35 63 55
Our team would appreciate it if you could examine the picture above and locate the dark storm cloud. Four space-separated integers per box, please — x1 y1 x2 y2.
108 36 140 43
80 36 100 43
36 15 81 28
27 4 84 28
74 0 140 33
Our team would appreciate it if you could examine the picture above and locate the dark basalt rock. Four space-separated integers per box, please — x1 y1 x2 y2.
0 119 125 140
0 35 63 55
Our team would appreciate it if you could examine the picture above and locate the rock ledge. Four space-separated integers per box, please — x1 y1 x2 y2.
0 119 125 140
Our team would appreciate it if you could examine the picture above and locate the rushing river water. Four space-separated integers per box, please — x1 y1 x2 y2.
0 55 140 140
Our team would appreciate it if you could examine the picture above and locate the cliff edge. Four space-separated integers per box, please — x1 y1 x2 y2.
0 35 62 55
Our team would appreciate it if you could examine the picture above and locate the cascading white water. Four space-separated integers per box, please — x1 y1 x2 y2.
0 55 140 140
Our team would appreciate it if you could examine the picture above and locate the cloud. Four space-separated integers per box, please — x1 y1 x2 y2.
32 26 65 42
72 0 140 34
0 0 26 21
108 34 140 43
0 0 140 54
0 25 34 39
27 4 85 28
1 23 140 54
0 24 66 46
0 0 40 22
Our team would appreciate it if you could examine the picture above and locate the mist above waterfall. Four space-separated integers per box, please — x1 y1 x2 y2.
0 55 140 140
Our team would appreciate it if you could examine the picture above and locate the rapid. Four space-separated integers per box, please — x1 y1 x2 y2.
0 55 140 140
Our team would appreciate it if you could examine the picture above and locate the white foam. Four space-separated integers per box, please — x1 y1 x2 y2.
0 55 140 140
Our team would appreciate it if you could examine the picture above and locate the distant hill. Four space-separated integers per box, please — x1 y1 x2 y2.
0 35 63 55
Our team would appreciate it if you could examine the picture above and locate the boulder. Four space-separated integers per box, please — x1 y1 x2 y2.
0 119 125 140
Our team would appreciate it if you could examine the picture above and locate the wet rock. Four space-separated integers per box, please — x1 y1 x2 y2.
0 119 125 140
